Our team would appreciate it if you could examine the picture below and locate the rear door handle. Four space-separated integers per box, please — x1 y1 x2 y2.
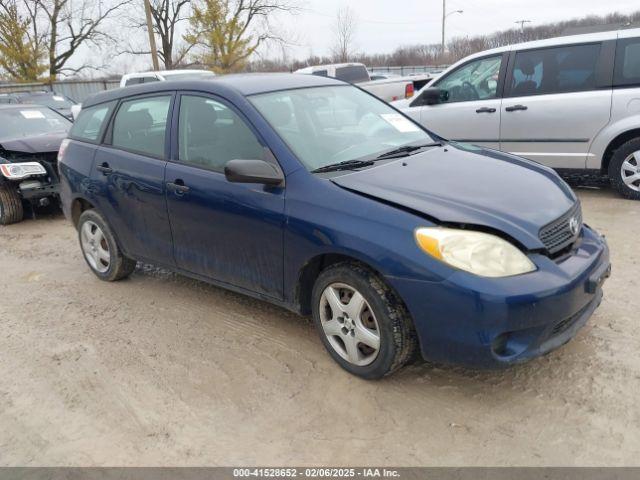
96 163 113 175
166 181 190 195
476 107 496 113
505 104 528 112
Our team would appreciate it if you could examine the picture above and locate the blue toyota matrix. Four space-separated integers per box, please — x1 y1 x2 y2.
58 74 611 379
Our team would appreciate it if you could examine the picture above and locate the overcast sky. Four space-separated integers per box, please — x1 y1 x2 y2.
288 0 640 57
90 0 640 75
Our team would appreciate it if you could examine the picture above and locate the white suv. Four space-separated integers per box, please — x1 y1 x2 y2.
395 28 640 199
120 69 215 87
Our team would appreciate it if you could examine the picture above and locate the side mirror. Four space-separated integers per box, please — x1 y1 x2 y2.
224 159 284 186
414 87 448 106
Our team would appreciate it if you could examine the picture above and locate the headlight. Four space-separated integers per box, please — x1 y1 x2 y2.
0 162 47 180
415 227 536 277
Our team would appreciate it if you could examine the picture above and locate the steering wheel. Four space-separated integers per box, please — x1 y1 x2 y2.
461 81 480 101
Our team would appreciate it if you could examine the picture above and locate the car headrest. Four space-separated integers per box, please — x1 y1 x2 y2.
517 57 536 76
188 100 218 126
115 109 153 133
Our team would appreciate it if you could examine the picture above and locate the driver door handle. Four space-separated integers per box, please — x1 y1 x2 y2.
476 107 496 113
505 104 528 112
167 180 190 195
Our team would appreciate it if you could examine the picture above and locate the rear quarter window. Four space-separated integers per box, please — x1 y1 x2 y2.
69 101 116 142
334 66 370 84
614 38 640 86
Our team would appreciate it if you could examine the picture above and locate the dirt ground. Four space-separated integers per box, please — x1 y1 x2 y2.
0 187 638 466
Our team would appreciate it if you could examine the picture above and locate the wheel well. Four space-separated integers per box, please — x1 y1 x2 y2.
71 198 95 227
295 253 383 315
601 129 640 174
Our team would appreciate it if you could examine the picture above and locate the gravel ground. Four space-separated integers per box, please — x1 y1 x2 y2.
0 188 638 466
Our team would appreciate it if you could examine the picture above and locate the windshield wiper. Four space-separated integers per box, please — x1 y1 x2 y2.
375 142 443 160
311 159 375 173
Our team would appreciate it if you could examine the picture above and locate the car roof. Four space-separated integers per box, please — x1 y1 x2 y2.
85 73 346 107
450 27 639 64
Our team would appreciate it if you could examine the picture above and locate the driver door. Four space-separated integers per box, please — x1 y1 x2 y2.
410 53 507 149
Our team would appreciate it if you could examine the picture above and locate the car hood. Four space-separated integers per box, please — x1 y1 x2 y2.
330 143 577 250
0 132 67 155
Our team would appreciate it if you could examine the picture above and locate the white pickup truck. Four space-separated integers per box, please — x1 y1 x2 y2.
294 63 414 102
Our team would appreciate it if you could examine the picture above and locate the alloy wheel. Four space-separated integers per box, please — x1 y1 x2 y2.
621 152 640 192
319 282 381 366
80 220 110 273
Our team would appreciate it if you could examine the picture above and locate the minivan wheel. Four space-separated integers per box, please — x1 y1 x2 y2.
608 138 640 200
0 183 24 225
77 209 136 281
311 262 417 379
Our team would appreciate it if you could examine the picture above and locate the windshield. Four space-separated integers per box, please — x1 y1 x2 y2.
250 85 434 171
0 107 71 138
21 94 74 109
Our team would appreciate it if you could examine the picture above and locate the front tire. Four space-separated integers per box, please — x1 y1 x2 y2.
311 262 417 379
0 183 24 225
77 209 136 281
608 138 640 200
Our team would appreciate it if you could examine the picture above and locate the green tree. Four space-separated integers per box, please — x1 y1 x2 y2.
185 0 296 73
0 1 46 81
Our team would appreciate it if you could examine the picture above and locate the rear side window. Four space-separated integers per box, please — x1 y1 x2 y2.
614 38 640 86
111 95 171 157
335 66 369 84
178 95 263 173
70 101 115 142
124 78 142 86
508 43 601 97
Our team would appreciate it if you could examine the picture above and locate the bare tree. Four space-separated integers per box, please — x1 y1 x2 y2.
330 6 357 63
23 0 131 79
122 0 193 69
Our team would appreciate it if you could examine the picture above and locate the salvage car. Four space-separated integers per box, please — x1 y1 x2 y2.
15 91 78 121
0 105 71 224
394 28 640 199
58 74 610 379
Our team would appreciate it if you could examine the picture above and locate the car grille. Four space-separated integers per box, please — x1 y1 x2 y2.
539 203 582 255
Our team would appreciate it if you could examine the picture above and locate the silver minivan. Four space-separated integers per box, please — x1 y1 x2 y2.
396 28 640 199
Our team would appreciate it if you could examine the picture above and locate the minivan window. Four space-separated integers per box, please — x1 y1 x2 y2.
111 95 171 157
614 38 640 86
435 55 502 103
178 95 264 172
508 43 600 97
70 101 115 142
334 66 370 84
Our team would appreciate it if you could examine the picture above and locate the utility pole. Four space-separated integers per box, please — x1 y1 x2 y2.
515 19 531 32
441 0 446 56
441 0 463 56
144 0 160 71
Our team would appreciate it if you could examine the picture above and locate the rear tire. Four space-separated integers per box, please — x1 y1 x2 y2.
311 262 417 379
0 183 24 225
77 209 136 281
608 138 640 200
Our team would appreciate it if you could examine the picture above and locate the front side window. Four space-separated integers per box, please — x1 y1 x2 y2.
508 43 601 97
250 85 434 171
178 95 264 172
111 95 171 157
435 55 502 103
70 101 115 142
614 38 640 86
